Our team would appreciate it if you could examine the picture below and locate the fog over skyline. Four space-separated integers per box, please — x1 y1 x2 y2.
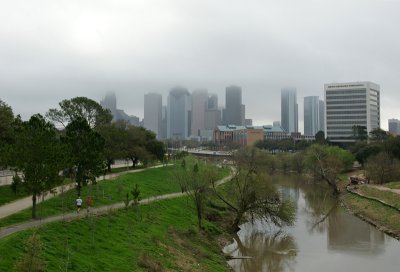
1 0 399 130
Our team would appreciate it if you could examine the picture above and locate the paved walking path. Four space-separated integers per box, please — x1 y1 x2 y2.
0 164 169 219
0 173 233 239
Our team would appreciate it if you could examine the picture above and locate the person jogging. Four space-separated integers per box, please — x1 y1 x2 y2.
76 196 83 213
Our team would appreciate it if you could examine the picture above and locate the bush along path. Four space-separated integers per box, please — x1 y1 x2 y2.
0 164 170 220
0 173 233 239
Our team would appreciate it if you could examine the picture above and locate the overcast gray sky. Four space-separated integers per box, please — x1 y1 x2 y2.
1 0 399 131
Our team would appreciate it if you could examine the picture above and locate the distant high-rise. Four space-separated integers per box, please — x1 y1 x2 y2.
161 106 167 139
245 119 253 126
100 91 117 119
144 93 162 138
224 85 243 125
281 88 298 133
167 87 191 139
304 96 320 136
388 119 400 135
273 121 281 127
191 90 208 137
204 94 221 131
101 91 139 125
207 94 218 110
325 82 380 143
319 100 325 133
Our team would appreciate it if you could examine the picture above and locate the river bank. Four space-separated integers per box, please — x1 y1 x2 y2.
338 176 400 240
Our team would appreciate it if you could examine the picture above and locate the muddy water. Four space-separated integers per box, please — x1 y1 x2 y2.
224 176 400 272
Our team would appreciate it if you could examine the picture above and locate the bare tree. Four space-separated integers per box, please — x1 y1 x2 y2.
212 148 295 232
365 151 400 184
173 159 213 230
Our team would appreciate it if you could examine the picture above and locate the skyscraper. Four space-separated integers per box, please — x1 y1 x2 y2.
319 100 325 133
161 106 167 139
205 94 221 128
100 91 117 119
101 91 139 125
224 85 243 125
388 119 400 135
144 93 162 138
167 87 191 139
207 94 218 110
281 88 298 133
191 89 208 137
304 96 320 136
325 82 380 143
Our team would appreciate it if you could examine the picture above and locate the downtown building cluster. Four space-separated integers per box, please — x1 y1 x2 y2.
101 81 382 146
143 85 246 141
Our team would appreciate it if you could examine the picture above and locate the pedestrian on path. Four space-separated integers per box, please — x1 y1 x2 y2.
76 196 83 213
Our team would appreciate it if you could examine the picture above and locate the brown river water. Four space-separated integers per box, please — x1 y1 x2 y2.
223 175 400 272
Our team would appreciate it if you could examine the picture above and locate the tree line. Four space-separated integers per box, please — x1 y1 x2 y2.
350 128 400 184
0 97 165 219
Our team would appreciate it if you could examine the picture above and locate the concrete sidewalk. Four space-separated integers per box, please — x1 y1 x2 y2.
0 173 233 239
0 164 168 219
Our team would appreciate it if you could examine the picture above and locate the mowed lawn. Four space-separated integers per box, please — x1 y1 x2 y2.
0 162 230 228
0 166 180 228
0 197 230 271
0 165 145 206
0 185 30 206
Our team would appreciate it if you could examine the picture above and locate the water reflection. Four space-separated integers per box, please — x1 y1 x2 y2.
225 175 400 272
328 211 385 255
225 224 297 272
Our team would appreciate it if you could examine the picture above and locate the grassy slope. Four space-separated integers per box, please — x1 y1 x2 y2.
0 185 30 206
0 197 231 271
338 171 400 238
0 165 148 207
0 166 182 227
358 186 400 209
343 193 400 237
0 162 229 226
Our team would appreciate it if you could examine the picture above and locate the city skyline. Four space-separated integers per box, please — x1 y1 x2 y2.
1 1 400 130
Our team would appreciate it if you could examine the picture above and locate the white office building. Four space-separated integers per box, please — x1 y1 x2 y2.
324 82 380 143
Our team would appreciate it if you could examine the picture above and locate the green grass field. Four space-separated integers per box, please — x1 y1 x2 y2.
0 185 30 206
0 161 230 228
0 165 148 207
0 197 231 271
358 186 400 209
0 166 180 227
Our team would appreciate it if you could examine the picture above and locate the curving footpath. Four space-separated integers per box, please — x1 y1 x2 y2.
0 173 233 239
0 164 170 220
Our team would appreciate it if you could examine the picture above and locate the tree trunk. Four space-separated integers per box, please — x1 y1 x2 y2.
77 182 82 197
231 211 244 232
107 161 112 173
32 194 37 219
196 200 203 230
130 157 137 168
